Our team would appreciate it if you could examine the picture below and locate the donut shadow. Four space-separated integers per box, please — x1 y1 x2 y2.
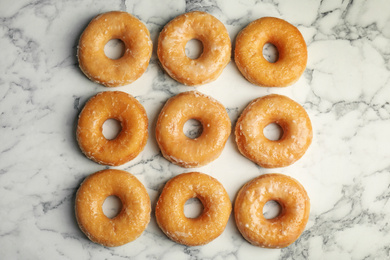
230 33 236 64
70 103 81 157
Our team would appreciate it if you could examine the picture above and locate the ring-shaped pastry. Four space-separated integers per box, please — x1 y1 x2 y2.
156 91 231 167
157 11 231 86
234 173 310 248
75 169 151 247
235 94 312 168
77 91 148 166
155 172 231 246
78 11 152 87
235 17 307 87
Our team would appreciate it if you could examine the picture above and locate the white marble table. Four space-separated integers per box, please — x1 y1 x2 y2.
1 0 390 259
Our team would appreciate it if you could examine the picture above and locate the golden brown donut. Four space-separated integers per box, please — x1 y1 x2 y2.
157 11 231 86
155 172 231 246
235 17 307 87
75 169 151 247
235 94 312 168
78 11 152 87
156 91 231 167
77 91 148 166
234 173 310 248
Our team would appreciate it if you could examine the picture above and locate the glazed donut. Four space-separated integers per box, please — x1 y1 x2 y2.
155 172 231 246
157 11 231 86
234 173 310 248
235 94 312 168
78 11 152 87
156 91 231 167
75 169 151 247
235 17 307 87
77 91 148 166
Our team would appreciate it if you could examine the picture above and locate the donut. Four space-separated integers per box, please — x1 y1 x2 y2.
235 94 312 168
78 11 152 87
75 169 151 247
155 172 231 246
77 91 148 166
157 11 231 86
156 91 231 167
235 17 307 87
234 173 310 248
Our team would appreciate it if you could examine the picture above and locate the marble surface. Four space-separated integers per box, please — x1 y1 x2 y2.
1 0 390 259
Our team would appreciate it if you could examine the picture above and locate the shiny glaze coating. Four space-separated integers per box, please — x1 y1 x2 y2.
157 11 231 86
77 91 148 166
156 172 231 246
235 17 307 87
234 173 310 248
156 91 231 167
75 169 151 247
235 94 312 168
78 11 152 87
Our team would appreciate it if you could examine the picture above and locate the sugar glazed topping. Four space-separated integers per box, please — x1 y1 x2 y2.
235 17 307 87
234 173 310 248
157 11 231 86
155 91 231 167
235 94 312 168
155 172 232 246
77 91 148 166
78 11 152 87
75 169 151 247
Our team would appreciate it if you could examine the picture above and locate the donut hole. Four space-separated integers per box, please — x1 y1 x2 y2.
104 39 126 60
183 119 203 139
102 195 123 219
102 118 122 140
262 43 279 63
185 39 203 59
263 200 282 219
263 123 284 141
184 197 204 218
